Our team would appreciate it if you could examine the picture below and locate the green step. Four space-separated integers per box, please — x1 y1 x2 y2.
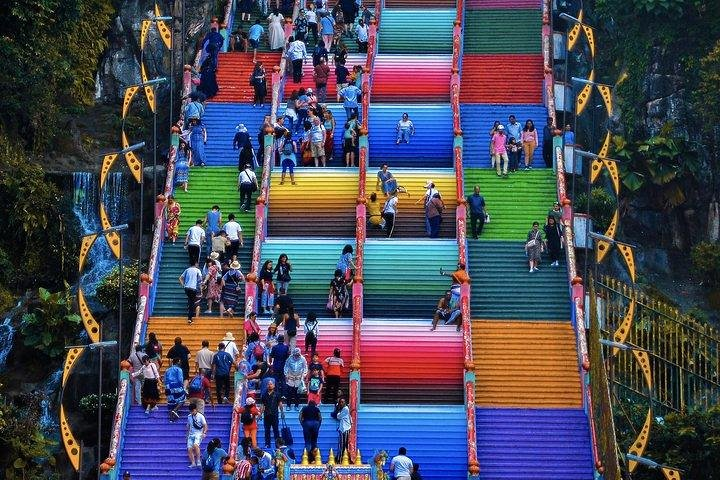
463 168 557 240
463 9 541 54
379 9 455 54
260 239 355 316
468 240 570 320
363 240 458 318
152 242 253 316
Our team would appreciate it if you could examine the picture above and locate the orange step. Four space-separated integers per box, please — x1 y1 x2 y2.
472 320 582 407
145 316 244 401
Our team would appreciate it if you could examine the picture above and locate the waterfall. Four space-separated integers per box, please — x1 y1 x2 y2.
72 172 129 296
0 316 16 370
39 369 62 436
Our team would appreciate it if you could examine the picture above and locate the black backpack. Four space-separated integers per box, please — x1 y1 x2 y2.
240 406 254 425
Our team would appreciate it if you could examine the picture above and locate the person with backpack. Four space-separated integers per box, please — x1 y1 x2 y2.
270 334 290 398
238 397 260 448
188 369 213 413
279 132 297 185
186 402 208 468
425 192 445 238
284 347 308 410
304 312 319 356
261 379 283 449
211 342 234 404
165 357 187 421
245 332 267 367
324 348 344 404
200 437 227 479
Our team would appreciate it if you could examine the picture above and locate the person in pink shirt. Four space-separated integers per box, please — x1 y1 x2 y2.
521 119 539 170
491 125 509 177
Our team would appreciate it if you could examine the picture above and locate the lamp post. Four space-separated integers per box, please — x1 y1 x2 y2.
66 340 118 480
625 454 683 479
572 149 620 283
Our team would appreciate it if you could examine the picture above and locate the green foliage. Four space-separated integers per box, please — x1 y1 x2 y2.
78 393 118 416
21 284 81 359
0 0 115 150
0 133 80 291
612 129 700 209
695 40 720 136
0 389 59 480
96 260 140 313
575 187 618 233
615 400 720 479
691 242 720 287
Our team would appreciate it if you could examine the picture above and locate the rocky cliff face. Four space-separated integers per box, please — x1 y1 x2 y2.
96 0 214 106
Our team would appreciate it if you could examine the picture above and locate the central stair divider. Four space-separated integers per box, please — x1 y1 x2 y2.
349 0 382 462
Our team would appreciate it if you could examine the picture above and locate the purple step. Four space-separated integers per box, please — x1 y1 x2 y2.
475 408 594 480
119 405 232 480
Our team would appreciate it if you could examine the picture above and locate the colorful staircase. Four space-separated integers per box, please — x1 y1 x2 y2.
378 9 455 53
267 170 358 237
283 53 368 101
364 169 457 238
121 405 233 479
360 320 464 403
214 52 282 103
259 239 356 314
460 0 595 478
153 167 253 316
203 103 272 166
373 55 451 101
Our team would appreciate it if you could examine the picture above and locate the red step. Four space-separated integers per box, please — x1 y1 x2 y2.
373 55 451 101
460 54 544 104
214 52 282 103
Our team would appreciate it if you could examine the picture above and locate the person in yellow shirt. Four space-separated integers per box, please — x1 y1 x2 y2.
367 192 384 229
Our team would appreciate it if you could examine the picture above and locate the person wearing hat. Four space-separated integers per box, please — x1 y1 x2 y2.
283 347 308 410
220 261 245 317
491 124 509 177
238 397 260 448
221 331 240 361
416 180 440 236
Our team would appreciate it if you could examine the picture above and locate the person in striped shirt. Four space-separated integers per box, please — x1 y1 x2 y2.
235 451 252 480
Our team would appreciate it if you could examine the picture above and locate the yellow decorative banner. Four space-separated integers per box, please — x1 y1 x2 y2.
122 86 139 119
140 63 156 113
100 202 121 258
63 347 84 388
121 130 143 183
595 210 618 263
576 70 595 116
61 405 81 470
597 84 613 115
78 233 98 272
154 3 172 49
618 244 636 282
140 19 151 49
612 296 636 357
77 288 100 343
582 24 595 58
598 132 612 162
100 153 119 189
567 10 584 51
662 467 682 480
604 158 620 194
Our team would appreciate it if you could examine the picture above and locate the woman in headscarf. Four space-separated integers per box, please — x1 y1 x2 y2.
284 347 308 410
198 43 219 99
175 139 190 192
189 118 208 167
267 8 286 51
250 61 267 108
544 215 563 267
328 269 349 319
233 123 255 170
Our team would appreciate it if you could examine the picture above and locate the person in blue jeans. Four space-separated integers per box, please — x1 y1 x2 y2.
339 83 361 123
300 400 323 461
396 113 415 144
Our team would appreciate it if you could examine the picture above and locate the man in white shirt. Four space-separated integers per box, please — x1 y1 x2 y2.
221 331 240 361
223 214 244 260
355 18 369 52
129 344 145 404
184 219 206 265
286 35 307 83
195 340 215 374
333 398 352 460
179 261 203 324
186 403 207 468
390 447 413 480
382 191 398 238
238 163 258 211
309 116 326 167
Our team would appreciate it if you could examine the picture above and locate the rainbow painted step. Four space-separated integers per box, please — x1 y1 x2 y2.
373 55 452 102
267 169 358 237
463 9 542 54
378 9 455 54
360 320 463 404
363 239 458 318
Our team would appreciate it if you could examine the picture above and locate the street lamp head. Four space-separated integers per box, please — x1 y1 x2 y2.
128 77 168 89
626 454 661 469
559 12 582 24
121 142 146 154
151 16 173 21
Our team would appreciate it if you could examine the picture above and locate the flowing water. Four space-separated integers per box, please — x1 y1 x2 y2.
39 369 62 436
72 172 129 296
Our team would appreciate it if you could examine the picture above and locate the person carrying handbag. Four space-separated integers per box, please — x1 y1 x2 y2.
525 221 546 272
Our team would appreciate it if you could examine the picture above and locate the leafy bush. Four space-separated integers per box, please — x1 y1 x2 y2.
78 393 118 416
96 260 140 313
574 187 618 233
21 285 81 359
691 242 720 287
0 388 58 480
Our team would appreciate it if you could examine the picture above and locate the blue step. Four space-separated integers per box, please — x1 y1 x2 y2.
120 405 232 479
358 404 467 480
475 408 594 480
368 104 454 167
460 104 549 168
203 103 272 166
